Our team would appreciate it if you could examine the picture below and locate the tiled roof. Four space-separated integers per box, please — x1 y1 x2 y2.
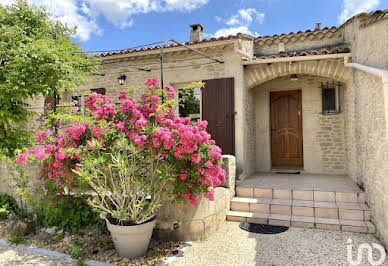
254 26 340 45
341 9 388 28
252 47 351 60
98 9 386 58
98 33 253 57
360 9 388 27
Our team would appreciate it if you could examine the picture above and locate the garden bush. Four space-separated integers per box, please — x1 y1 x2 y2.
0 194 20 220
30 196 104 233
16 78 226 225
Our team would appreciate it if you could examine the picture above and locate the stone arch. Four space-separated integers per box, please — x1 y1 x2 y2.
245 59 352 90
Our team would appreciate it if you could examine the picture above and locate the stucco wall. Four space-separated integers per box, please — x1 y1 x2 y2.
253 75 346 174
343 18 388 247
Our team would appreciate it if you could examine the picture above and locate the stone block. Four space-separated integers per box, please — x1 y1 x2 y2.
271 205 291 215
315 208 338 219
336 202 363 210
314 201 337 208
231 201 249 212
247 213 268 224
273 189 292 200
314 191 336 202
292 200 314 207
236 187 253 197
254 188 272 198
292 206 314 217
339 209 364 220
221 155 236 193
336 192 358 203
293 190 313 201
250 203 270 213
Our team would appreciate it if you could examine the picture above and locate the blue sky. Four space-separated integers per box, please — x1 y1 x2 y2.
1 0 386 52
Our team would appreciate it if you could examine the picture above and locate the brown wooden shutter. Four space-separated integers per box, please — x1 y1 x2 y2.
202 78 235 155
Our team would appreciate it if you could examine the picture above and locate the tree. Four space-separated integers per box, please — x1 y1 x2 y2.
0 0 98 158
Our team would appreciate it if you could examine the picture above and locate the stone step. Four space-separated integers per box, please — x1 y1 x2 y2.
236 186 366 204
226 210 376 234
231 197 371 221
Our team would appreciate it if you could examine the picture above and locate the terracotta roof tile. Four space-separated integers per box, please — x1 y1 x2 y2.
360 9 388 27
252 47 351 60
98 33 253 57
98 9 385 58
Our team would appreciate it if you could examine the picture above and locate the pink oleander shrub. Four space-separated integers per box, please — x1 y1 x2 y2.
16 78 226 212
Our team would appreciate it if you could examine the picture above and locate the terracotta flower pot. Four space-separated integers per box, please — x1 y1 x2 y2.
105 217 156 259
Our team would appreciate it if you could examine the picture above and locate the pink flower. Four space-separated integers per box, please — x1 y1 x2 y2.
205 189 215 201
116 122 125 131
66 177 73 184
182 192 191 200
191 153 201 164
180 174 187 181
31 147 46 160
16 150 29 165
135 118 148 131
118 90 127 100
63 236 69 244
134 135 147 147
165 85 176 98
44 144 56 154
36 129 53 143
91 126 103 140
189 194 198 205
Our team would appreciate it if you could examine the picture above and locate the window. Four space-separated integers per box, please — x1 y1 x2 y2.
178 87 201 121
321 82 340 114
91 88 106 95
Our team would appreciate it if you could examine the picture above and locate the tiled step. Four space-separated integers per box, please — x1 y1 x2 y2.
236 186 366 204
231 197 371 221
227 210 376 234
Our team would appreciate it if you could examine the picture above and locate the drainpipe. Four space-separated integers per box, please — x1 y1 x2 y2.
344 56 388 143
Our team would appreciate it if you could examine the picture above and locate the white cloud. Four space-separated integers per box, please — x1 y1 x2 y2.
213 26 259 38
338 0 380 24
226 8 265 26
0 0 209 41
212 8 264 38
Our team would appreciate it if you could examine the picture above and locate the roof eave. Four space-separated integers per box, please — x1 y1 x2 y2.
243 53 352 65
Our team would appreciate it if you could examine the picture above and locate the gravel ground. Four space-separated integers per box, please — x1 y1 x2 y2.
0 244 76 266
172 221 388 266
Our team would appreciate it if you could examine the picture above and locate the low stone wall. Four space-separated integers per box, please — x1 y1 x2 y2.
154 155 236 241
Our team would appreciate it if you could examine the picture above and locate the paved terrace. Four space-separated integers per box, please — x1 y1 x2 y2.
238 172 362 193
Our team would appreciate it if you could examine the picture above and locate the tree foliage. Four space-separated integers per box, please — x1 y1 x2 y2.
0 0 98 158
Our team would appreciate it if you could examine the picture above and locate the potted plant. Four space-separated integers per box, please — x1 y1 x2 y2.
15 77 226 259
74 134 173 258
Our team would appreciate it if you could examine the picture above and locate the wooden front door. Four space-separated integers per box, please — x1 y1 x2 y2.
270 90 303 167
202 78 235 155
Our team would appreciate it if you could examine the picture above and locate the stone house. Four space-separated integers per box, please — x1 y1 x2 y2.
71 9 388 246
1 9 387 246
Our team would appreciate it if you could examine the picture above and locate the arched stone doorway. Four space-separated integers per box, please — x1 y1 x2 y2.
244 59 352 175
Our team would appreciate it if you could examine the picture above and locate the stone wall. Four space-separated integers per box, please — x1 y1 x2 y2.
154 155 236 241
253 75 346 174
343 18 388 247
